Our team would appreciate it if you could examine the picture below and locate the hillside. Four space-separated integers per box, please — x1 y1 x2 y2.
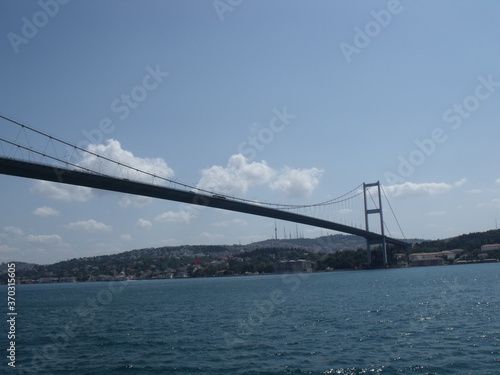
0 234 373 282
411 228 500 253
2 230 498 283
245 234 367 251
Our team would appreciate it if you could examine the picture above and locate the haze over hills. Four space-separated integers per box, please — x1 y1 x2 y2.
240 234 423 252
1 234 420 280
1 234 369 270
1 233 416 269
1 229 499 283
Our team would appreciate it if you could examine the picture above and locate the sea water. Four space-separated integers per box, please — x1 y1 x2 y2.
2 263 500 374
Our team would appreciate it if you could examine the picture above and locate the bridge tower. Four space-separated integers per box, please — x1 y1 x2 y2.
363 181 387 266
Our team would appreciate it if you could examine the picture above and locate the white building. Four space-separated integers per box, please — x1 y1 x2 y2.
481 244 500 251
274 260 312 273
409 252 444 266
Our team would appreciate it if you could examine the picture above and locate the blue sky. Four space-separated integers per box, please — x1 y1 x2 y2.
1 0 500 264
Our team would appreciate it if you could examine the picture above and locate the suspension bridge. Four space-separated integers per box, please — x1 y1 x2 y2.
0 114 409 265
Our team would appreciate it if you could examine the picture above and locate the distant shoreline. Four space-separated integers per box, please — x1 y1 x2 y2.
3 259 499 285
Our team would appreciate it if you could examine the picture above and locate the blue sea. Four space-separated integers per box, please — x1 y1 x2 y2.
2 263 500 374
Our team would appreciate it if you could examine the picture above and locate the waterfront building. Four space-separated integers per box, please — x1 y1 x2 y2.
481 244 500 251
274 259 313 273
409 252 445 267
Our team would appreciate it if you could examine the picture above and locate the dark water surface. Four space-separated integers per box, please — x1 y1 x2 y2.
3 263 500 374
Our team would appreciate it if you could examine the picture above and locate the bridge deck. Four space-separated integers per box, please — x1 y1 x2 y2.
0 157 409 248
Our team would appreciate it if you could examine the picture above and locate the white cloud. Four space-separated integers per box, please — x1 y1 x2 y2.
67 219 112 232
137 218 152 228
33 206 59 217
27 234 63 244
120 234 132 240
426 210 446 216
213 218 248 227
476 199 500 208
197 154 275 196
81 139 174 181
269 166 323 199
200 232 224 240
496 178 500 184
155 209 195 223
383 182 454 199
3 226 23 236
118 195 152 208
468 189 483 194
31 140 174 203
454 178 467 187
0 243 16 253
487 198 500 208
196 154 323 199
31 181 93 202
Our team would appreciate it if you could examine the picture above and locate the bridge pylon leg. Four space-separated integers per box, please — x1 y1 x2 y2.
366 238 387 266
363 181 387 267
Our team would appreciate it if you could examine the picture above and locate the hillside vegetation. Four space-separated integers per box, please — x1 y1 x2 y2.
1 230 499 283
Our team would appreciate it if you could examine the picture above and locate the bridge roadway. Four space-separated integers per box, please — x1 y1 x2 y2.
0 157 408 248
